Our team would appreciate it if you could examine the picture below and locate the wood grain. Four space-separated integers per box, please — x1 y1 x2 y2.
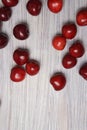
0 0 87 130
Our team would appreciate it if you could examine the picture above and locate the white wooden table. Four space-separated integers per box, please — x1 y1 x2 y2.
0 0 87 130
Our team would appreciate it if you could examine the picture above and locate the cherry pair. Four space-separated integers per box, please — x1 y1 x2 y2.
52 22 77 51
47 0 87 26
47 0 87 27
0 0 19 21
0 6 10 49
62 41 85 69
26 0 63 16
0 23 29 50
0 6 11 49
1 0 42 16
10 48 40 82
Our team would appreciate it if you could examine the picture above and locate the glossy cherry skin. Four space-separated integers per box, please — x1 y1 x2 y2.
13 48 29 65
47 0 63 13
26 0 42 16
52 35 66 50
2 0 18 7
76 10 87 26
10 66 26 82
13 24 29 40
79 63 87 80
26 60 40 76
69 41 85 58
0 6 12 21
0 33 8 49
62 23 77 39
62 53 77 69
50 73 66 91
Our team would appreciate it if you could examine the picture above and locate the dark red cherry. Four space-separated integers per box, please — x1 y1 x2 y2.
0 6 12 21
62 23 77 39
13 24 29 40
10 66 26 82
62 53 77 69
0 33 8 49
50 73 66 91
2 0 18 7
26 60 40 76
76 10 87 26
26 0 42 16
69 41 85 58
79 63 87 80
13 48 29 65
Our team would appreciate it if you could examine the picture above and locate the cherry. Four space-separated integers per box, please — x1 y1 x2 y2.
69 41 85 58
26 60 40 76
62 53 77 69
62 23 77 39
13 48 29 65
0 6 12 21
52 35 66 50
0 33 8 49
50 73 66 91
10 66 26 82
13 24 29 40
79 63 87 80
47 0 63 13
2 0 18 7
26 0 42 16
76 10 87 26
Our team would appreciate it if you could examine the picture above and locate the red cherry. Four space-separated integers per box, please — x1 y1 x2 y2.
10 66 26 82
79 63 87 80
0 6 12 21
69 41 85 58
26 60 40 76
50 73 66 91
76 10 87 26
52 35 66 50
47 0 63 13
62 23 77 39
2 0 18 7
0 33 8 49
26 0 42 16
62 53 77 69
13 48 29 65
13 24 29 40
